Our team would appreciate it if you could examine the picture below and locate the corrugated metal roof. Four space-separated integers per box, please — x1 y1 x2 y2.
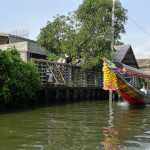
0 32 36 43
137 59 150 67
113 44 139 69
0 32 49 56
114 44 131 62
9 36 27 43
28 41 49 56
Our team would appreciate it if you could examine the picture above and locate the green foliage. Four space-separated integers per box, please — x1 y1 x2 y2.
139 78 150 88
37 0 127 69
47 52 60 61
37 15 75 54
115 41 124 46
0 47 42 106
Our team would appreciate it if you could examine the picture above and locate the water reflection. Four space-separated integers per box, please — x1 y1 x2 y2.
116 104 150 149
101 100 120 150
101 127 120 150
114 103 150 149
100 102 150 150
1 101 150 149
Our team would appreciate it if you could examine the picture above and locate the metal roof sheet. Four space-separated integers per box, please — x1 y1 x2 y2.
28 41 49 56
114 44 131 62
0 33 49 56
137 59 150 67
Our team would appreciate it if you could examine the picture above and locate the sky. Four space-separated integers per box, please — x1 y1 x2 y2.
1 0 150 59
120 0 150 59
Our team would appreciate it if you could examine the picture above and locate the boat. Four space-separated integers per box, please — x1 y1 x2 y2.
102 58 150 104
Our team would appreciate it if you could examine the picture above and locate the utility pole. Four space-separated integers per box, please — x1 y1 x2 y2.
111 0 115 53
109 0 115 102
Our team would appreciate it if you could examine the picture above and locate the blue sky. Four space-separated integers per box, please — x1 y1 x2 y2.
1 0 150 59
120 0 150 59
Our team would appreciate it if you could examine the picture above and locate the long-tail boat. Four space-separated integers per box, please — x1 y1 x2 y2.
102 58 150 104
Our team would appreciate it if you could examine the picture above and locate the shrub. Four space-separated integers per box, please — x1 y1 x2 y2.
0 47 42 107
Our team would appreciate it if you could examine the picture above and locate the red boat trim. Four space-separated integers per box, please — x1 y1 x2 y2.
116 72 150 104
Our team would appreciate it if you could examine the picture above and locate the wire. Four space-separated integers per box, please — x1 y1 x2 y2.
128 16 150 37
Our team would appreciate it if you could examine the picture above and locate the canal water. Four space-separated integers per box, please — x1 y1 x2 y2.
1 100 150 150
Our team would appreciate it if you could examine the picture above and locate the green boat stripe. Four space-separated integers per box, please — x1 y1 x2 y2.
118 85 150 103
117 72 150 100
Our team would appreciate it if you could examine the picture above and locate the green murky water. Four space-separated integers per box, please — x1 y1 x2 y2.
1 100 150 150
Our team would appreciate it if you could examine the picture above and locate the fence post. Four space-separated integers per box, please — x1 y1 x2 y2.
68 66 73 86
83 70 87 87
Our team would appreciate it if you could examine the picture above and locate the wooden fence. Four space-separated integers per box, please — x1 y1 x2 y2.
32 58 103 88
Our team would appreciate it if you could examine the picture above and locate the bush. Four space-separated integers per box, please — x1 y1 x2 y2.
0 47 42 107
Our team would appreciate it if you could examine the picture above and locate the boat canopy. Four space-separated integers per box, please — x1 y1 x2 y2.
123 64 150 79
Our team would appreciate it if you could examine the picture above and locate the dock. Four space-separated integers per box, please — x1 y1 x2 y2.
33 58 109 103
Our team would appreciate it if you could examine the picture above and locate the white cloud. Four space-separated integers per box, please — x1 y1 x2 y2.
134 39 150 59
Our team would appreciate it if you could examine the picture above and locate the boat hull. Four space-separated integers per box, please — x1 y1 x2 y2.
117 73 150 104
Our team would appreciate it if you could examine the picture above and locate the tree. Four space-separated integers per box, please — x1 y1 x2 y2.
74 0 127 67
37 14 77 61
0 47 42 107
37 0 127 68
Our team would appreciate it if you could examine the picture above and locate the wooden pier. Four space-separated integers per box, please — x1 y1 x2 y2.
33 58 109 103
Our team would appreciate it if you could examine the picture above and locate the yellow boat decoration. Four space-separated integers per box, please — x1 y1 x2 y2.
102 58 150 104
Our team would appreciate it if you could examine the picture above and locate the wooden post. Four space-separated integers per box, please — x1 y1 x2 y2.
109 90 113 101
67 66 72 86
66 90 70 100
83 70 87 87
56 90 59 101
118 91 121 101
74 90 77 100
80 89 83 100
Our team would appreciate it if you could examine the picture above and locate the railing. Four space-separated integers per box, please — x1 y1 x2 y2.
32 58 103 88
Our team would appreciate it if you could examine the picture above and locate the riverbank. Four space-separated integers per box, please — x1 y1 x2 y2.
0 87 110 111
